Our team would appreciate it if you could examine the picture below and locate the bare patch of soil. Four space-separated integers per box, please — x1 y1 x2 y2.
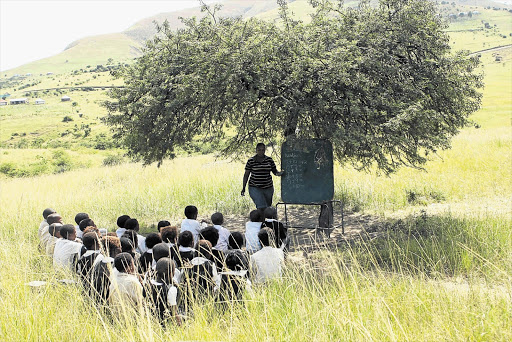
219 206 386 254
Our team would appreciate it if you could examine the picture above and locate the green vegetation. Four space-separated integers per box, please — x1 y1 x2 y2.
0 1 511 340
105 0 483 173
0 154 510 340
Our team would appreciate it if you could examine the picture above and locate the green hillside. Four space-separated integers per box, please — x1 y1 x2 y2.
4 33 141 76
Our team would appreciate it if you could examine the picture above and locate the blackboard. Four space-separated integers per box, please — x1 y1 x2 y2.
281 139 334 204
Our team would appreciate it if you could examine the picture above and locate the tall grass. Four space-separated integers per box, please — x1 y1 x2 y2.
0 155 511 341
0 230 510 341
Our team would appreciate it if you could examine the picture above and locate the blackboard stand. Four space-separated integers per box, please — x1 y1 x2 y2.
276 200 344 238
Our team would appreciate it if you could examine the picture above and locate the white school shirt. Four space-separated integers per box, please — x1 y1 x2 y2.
75 225 83 239
53 238 83 270
45 236 58 256
115 227 126 238
213 224 230 252
136 234 147 254
109 272 143 307
40 226 52 250
249 246 284 283
180 219 202 245
38 220 48 240
245 221 262 254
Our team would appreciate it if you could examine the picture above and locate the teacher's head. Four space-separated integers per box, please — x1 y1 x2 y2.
256 143 266 157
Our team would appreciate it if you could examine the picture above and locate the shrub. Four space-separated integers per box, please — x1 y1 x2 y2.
62 116 73 122
94 133 116 150
103 154 124 166
0 162 18 177
51 150 73 173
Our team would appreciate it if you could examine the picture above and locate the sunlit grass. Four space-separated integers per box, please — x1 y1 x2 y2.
0 218 510 341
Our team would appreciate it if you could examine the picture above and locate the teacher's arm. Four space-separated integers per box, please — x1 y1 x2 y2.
241 170 250 196
271 160 285 176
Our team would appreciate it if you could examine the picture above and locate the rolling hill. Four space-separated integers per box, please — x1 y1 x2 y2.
2 0 284 76
2 0 511 76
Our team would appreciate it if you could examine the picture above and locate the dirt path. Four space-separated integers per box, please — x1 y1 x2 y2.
470 44 512 55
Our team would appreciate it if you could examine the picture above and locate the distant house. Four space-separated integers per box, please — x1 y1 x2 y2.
47 72 54 75
35 98 45 105
26 73 32 76
10 98 29 105
61 95 71 102
0 100 7 106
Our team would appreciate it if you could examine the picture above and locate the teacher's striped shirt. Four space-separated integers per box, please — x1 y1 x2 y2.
245 156 278 189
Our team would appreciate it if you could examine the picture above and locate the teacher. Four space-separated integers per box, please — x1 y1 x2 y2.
241 143 284 209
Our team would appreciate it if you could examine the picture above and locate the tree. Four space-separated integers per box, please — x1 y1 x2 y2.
103 0 482 173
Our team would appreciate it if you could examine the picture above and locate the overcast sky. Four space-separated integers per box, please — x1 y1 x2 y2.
0 0 218 71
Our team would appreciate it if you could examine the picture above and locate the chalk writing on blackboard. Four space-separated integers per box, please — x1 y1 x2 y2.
314 147 327 170
281 139 334 204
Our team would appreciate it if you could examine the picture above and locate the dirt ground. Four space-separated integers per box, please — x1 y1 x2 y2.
219 205 383 253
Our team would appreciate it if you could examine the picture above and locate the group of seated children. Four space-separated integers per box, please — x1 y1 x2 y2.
37 205 288 324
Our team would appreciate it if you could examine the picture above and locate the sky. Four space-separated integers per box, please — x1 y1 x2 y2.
0 0 218 72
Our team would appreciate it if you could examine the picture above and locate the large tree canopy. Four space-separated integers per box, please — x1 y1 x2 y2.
104 0 482 173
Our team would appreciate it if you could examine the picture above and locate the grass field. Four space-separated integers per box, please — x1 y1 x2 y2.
0 2 511 341
0 153 510 341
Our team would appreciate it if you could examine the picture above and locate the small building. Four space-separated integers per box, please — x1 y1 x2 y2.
61 95 71 102
35 98 45 105
26 73 32 76
10 98 29 105
46 72 54 75
0 100 7 106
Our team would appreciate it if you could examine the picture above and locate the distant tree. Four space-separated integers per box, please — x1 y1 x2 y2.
104 0 482 173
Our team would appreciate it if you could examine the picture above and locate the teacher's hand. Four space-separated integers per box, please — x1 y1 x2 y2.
276 170 285 176
241 189 246 196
